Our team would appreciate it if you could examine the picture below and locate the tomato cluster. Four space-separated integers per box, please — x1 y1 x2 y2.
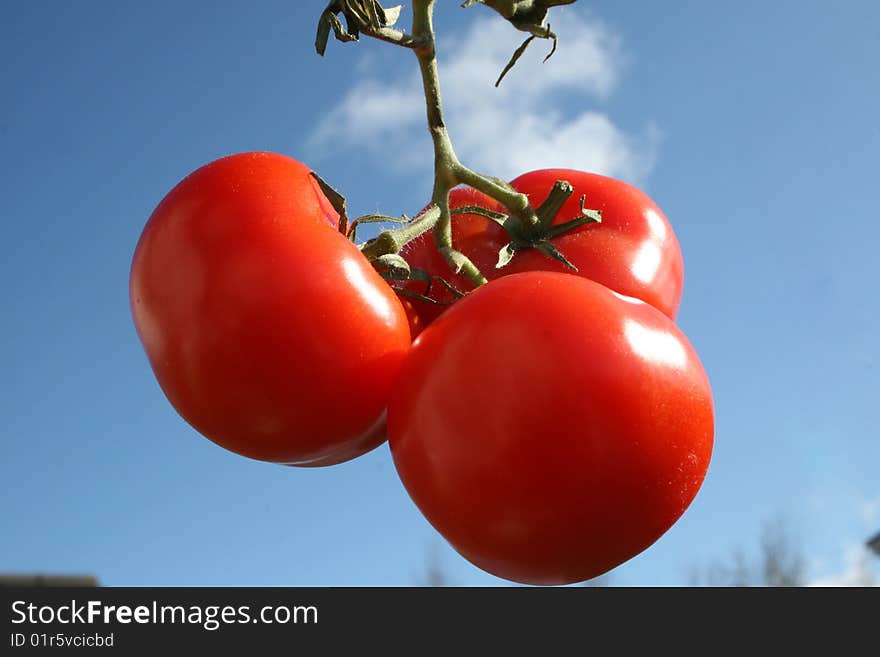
130 152 714 585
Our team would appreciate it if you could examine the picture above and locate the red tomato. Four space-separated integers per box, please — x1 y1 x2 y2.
130 152 411 466
388 272 713 585
399 298 426 339
400 170 684 323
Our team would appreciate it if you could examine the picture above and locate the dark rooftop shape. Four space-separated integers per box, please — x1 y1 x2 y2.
0 574 99 587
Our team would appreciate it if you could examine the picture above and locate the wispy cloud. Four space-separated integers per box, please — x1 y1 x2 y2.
810 543 877 587
310 10 658 183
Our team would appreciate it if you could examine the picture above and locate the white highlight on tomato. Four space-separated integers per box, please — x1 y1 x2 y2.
644 208 667 239
341 256 397 325
631 242 662 284
609 290 644 305
623 319 687 369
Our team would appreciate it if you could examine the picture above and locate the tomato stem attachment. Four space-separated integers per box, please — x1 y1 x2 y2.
316 1 590 289
318 0 585 287
492 181 601 272
534 180 575 231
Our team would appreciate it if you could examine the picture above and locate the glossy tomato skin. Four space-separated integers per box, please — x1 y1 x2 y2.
399 298 426 339
130 152 411 466
400 170 684 325
388 272 713 585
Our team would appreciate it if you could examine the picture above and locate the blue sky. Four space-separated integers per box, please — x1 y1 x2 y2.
2 0 878 586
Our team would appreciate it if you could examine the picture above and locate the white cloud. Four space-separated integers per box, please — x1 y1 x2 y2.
309 81 423 149
309 10 658 183
437 12 621 103
810 543 878 587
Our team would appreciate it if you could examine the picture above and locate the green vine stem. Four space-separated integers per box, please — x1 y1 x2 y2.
318 0 581 288
359 205 441 260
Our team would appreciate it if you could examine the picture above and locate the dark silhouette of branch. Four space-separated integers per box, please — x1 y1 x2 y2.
689 519 806 587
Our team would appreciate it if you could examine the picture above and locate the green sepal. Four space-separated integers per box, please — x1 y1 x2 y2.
451 205 508 227
309 171 350 236
409 266 434 290
535 240 578 271
543 195 602 240
392 287 456 307
435 276 468 299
